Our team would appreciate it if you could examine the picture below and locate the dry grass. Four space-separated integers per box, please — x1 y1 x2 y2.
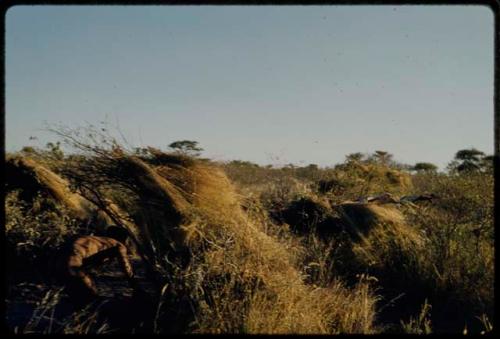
226 158 493 333
5 155 114 229
35 130 378 334
10 287 111 334
335 203 424 271
6 128 493 334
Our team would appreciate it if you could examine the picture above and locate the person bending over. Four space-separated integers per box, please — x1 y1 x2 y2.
63 225 139 301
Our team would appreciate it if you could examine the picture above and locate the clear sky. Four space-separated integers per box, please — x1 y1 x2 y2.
6 5 494 169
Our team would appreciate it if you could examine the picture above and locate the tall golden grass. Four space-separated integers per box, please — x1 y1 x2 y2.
5 155 115 229
8 128 492 334
43 140 379 334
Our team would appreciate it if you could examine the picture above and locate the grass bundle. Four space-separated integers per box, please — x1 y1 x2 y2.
5 155 117 230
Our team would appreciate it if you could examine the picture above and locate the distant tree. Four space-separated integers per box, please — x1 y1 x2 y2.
369 150 394 166
449 148 485 173
168 140 204 157
345 152 365 163
455 148 485 161
412 162 438 172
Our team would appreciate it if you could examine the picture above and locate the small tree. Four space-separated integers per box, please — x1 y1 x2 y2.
168 140 204 157
412 162 438 173
370 150 394 166
345 152 365 163
450 148 485 173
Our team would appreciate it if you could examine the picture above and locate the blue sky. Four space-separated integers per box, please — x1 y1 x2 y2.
6 5 494 169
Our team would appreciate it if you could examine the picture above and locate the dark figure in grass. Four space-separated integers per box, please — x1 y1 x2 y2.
62 225 139 302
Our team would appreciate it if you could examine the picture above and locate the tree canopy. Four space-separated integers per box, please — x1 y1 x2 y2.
168 140 204 157
448 148 489 173
412 162 438 172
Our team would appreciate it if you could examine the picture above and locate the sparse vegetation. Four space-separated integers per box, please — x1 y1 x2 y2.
5 126 494 334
